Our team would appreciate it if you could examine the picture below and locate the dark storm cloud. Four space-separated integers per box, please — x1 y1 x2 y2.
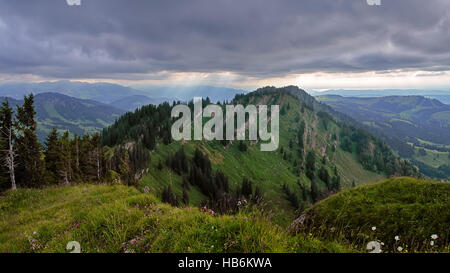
0 0 450 79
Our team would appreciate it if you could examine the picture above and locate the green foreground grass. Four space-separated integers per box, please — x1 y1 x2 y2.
0 184 346 253
2 178 448 253
293 177 450 253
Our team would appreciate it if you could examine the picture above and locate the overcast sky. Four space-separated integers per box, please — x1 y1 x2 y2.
1 0 450 91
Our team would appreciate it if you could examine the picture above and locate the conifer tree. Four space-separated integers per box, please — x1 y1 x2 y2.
305 151 315 180
58 131 72 185
15 94 45 188
310 178 319 203
44 128 60 184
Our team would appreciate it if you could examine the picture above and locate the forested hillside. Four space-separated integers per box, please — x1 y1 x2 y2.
0 93 124 141
317 95 450 180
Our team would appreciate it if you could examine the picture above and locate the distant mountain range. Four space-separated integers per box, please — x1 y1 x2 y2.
317 95 450 180
0 81 246 111
109 95 171 111
0 92 125 141
0 80 142 103
0 81 248 140
140 85 247 103
311 89 450 104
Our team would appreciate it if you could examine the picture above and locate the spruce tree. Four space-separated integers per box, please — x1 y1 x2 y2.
310 178 319 203
44 128 60 184
58 131 72 185
305 151 315 180
15 94 45 188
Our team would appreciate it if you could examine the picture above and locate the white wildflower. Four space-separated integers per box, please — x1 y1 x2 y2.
430 241 435 246
397 246 403 252
431 234 438 240
371 226 376 231
394 236 400 241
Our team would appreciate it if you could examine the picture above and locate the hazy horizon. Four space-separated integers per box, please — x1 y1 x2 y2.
1 0 450 93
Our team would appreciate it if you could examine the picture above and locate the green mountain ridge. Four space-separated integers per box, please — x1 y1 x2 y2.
316 95 450 180
102 86 419 225
109 95 171 111
311 89 450 104
0 92 125 141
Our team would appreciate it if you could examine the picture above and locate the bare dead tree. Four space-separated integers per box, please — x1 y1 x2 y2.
1 127 17 190
75 137 79 170
59 139 71 186
93 146 101 180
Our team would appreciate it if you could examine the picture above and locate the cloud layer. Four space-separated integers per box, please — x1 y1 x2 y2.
1 0 450 82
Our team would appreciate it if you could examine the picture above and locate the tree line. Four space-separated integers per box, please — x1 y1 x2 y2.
0 94 143 192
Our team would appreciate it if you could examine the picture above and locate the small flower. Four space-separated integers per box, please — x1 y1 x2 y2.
371 226 376 231
431 234 438 240
430 241 435 246
397 246 403 252
33 231 37 235
394 236 400 241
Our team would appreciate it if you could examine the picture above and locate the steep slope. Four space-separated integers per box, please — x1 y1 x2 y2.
0 184 347 253
102 86 418 226
0 93 125 140
317 95 450 180
289 177 450 253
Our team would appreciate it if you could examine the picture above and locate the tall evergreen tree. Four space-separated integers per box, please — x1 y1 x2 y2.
305 151 315 180
58 131 72 185
44 128 60 184
310 178 319 203
15 94 45 188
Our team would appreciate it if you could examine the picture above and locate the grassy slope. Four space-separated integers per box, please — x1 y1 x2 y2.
412 146 449 168
0 184 347 253
291 177 450 253
140 92 384 226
